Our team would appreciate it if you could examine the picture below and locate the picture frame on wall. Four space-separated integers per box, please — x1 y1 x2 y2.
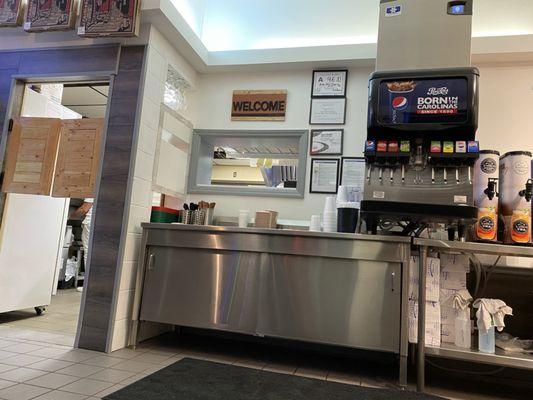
78 0 141 37
310 158 340 194
310 129 343 156
311 70 348 97
0 0 24 27
340 157 365 189
23 0 76 32
309 97 346 125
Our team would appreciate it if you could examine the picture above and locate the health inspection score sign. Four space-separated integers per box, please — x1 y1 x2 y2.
231 90 287 121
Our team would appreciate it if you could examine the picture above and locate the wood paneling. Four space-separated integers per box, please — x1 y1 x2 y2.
2 117 60 195
52 118 104 198
77 46 145 352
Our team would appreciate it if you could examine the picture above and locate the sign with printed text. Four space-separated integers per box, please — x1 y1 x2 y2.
378 77 468 125
385 4 402 17
231 90 287 121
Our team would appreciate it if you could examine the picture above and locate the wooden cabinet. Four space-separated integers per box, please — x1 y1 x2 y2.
2 118 61 195
52 118 105 198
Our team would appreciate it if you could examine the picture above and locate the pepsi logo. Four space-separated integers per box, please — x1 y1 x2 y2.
392 96 408 110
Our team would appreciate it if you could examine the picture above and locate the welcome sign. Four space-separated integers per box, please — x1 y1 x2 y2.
231 90 287 121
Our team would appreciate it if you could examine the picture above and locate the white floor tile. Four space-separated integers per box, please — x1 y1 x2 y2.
1 343 42 354
94 383 125 398
88 368 135 384
0 379 16 390
27 359 74 373
33 390 88 400
60 378 113 396
81 355 123 368
56 364 103 378
0 367 48 383
1 354 46 367
112 360 154 373
0 383 51 400
0 364 16 374
25 372 80 389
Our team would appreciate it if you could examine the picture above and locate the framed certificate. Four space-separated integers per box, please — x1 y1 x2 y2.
340 157 365 189
309 98 346 125
312 70 348 97
310 158 339 194
310 129 343 156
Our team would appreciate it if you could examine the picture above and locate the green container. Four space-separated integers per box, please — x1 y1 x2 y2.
151 206 179 223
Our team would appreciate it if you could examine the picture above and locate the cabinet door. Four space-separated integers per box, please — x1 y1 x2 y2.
2 117 61 195
52 118 104 198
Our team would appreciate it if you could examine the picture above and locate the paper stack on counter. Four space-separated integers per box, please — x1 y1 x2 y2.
408 255 441 347
439 253 469 344
408 301 441 347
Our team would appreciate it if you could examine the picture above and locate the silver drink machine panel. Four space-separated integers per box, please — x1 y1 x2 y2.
377 0 473 71
361 68 479 237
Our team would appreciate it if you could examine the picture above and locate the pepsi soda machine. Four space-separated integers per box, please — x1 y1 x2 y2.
360 68 480 239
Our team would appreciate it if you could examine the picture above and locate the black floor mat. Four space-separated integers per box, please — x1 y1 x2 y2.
104 358 443 400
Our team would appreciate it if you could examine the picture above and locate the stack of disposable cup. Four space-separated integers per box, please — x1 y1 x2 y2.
309 215 322 231
323 196 337 232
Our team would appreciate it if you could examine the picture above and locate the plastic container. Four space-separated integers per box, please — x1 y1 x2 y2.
478 326 495 353
337 208 359 233
454 309 471 349
150 206 179 223
238 210 250 228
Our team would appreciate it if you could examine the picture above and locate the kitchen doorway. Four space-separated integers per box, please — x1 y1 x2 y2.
0 81 109 347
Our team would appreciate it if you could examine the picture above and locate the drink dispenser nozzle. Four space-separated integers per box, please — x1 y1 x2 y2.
483 178 499 201
519 179 533 202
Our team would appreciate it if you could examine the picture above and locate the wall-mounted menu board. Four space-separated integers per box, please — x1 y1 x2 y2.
78 0 141 37
24 0 76 32
0 0 24 27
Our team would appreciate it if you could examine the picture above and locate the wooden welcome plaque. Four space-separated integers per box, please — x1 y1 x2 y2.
231 90 287 121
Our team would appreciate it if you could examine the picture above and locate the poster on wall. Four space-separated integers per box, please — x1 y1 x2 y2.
340 157 365 189
312 70 348 97
310 158 339 194
309 98 346 125
0 0 24 27
310 129 343 156
78 0 141 37
23 0 76 32
231 90 287 121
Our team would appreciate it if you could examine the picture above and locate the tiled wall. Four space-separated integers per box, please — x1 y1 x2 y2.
109 27 198 351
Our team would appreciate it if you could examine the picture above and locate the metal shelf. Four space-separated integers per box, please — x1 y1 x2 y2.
426 343 533 370
413 238 533 258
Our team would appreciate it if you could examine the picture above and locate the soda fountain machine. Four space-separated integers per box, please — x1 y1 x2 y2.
361 69 479 239
360 0 479 240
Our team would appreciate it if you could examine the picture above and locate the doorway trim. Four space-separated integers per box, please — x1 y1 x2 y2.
0 44 146 352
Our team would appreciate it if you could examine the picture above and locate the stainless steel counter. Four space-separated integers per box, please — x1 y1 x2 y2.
130 223 411 386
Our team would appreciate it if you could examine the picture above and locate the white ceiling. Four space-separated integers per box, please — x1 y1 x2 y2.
61 85 109 118
173 0 533 52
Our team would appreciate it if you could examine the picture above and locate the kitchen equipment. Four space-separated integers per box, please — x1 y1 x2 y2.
499 151 532 244
473 151 500 242
361 0 478 240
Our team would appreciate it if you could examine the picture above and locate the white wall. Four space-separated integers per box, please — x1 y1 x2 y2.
477 65 533 153
187 67 372 220
109 25 198 351
188 63 533 222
